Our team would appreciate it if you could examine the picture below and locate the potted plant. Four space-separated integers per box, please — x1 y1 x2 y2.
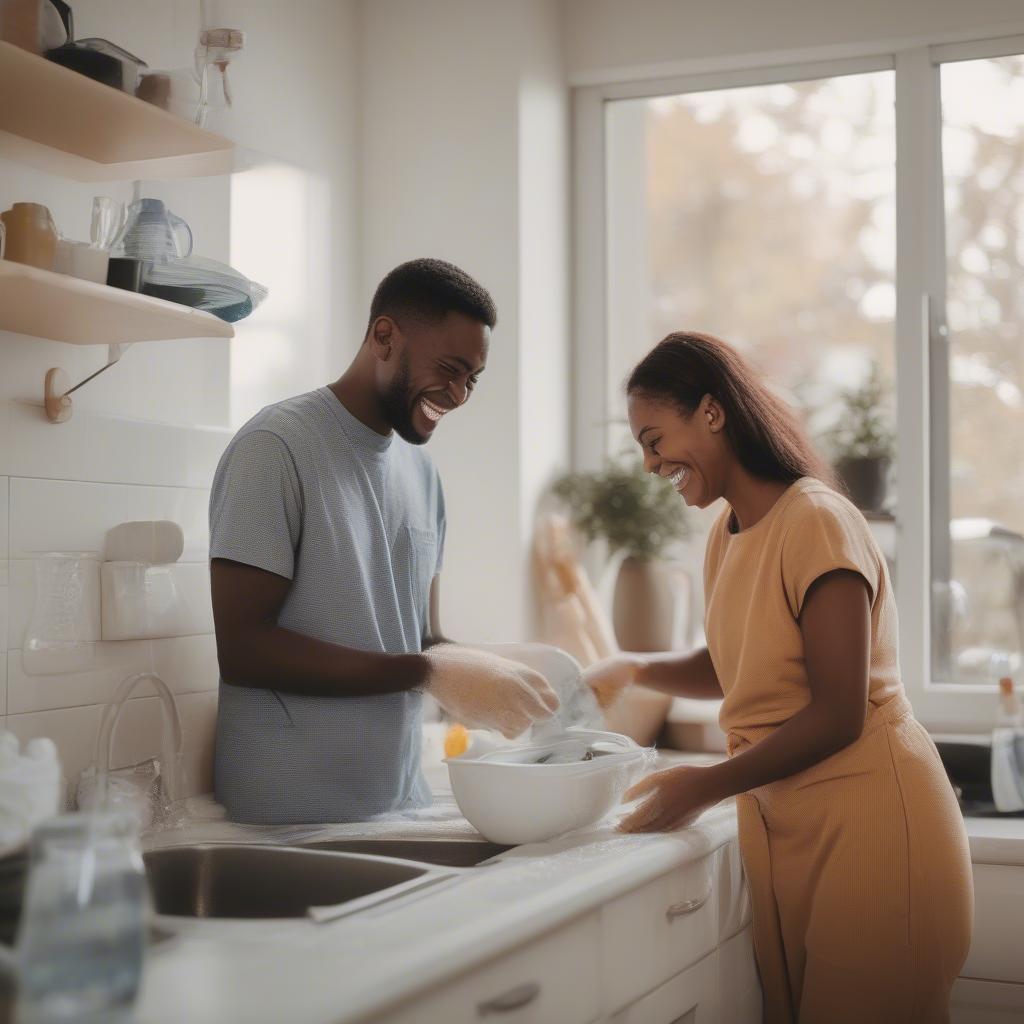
825 361 896 513
552 456 692 652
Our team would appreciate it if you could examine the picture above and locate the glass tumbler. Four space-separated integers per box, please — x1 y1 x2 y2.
15 812 149 1024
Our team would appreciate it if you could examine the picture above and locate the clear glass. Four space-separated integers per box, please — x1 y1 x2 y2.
934 54 1024 685
604 71 897 583
15 812 148 1024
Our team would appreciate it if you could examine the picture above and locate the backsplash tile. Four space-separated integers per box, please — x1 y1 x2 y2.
0 476 8 560
9 478 210 561
9 559 214 649
0 401 230 489
8 633 219 715
6 690 219 806
0 406 228 799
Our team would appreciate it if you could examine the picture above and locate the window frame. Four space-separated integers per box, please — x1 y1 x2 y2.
573 29 1024 732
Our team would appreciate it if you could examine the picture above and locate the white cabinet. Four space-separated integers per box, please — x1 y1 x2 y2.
951 861 1024 1024
371 847 760 1024
961 864 1024 984
606 950 719 1024
377 912 603 1024
601 852 719 1013
717 927 762 1024
952 978 1024 1024
605 926 762 1024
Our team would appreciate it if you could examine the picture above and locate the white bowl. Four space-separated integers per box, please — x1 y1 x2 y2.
446 728 646 845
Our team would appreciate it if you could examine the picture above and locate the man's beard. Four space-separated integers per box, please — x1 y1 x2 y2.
380 353 428 445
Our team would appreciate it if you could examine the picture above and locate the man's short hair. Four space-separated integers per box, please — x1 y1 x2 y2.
368 258 497 332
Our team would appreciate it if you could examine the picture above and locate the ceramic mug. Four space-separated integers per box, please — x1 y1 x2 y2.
0 203 58 271
52 237 73 275
54 239 108 282
68 241 109 284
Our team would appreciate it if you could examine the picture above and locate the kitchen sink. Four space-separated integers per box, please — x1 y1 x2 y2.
298 838 511 868
143 844 441 920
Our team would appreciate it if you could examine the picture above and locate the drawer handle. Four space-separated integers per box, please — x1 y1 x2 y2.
666 892 711 920
477 982 541 1015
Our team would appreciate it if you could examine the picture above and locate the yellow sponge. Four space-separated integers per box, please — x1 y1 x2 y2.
444 723 470 759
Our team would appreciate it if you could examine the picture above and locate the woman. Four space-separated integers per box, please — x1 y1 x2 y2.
583 333 972 1024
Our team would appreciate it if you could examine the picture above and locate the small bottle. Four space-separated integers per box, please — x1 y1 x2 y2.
997 677 1023 729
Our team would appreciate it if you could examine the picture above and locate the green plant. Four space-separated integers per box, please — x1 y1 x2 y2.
552 456 691 561
825 362 896 462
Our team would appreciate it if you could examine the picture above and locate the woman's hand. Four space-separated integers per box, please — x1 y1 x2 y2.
582 654 644 709
618 764 722 833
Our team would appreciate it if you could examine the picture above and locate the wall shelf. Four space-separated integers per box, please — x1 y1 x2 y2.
0 40 235 181
0 261 235 345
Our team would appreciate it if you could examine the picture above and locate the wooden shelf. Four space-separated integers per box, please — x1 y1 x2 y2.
0 41 234 181
0 261 235 345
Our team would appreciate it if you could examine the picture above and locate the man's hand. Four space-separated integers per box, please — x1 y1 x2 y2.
618 765 721 833
424 646 560 738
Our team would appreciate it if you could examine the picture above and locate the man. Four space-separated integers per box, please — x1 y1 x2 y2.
209 258 558 823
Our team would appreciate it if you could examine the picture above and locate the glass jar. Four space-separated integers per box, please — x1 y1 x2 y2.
15 811 148 1024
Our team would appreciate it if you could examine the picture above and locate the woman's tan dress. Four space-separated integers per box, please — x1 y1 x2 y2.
704 478 973 1024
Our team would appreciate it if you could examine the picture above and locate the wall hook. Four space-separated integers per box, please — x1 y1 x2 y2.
44 343 132 423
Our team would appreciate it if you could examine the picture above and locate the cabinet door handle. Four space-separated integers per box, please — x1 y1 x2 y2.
666 891 711 920
477 982 541 1015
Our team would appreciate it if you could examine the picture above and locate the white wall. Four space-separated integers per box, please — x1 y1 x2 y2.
358 0 571 643
564 0 1024 83
518 0 572 612
0 0 358 799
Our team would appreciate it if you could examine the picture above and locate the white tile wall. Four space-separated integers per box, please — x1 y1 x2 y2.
8 635 219 715
0 475 8 560
0 400 230 489
5 690 218 801
0 402 231 806
9 478 211 562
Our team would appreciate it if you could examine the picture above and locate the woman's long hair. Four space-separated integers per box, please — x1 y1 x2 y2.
626 332 835 487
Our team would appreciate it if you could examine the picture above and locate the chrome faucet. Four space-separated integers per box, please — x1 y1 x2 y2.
94 672 184 806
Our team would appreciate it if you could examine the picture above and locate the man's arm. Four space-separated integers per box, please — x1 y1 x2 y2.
211 558 429 697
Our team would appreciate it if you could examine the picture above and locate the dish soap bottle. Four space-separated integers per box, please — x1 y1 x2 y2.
997 676 1023 729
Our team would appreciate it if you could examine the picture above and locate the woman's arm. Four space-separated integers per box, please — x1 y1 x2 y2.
583 646 723 708
620 569 871 832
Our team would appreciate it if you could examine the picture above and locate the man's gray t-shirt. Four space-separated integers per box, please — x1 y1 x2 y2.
209 386 444 823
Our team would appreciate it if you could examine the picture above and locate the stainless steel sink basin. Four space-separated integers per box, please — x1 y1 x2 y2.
298 839 510 868
143 844 435 920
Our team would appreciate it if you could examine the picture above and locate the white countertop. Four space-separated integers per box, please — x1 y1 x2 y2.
963 815 1024 867
134 749 1024 1024
136 752 740 1024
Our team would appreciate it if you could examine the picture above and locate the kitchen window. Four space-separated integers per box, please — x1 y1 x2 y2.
574 34 1024 730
